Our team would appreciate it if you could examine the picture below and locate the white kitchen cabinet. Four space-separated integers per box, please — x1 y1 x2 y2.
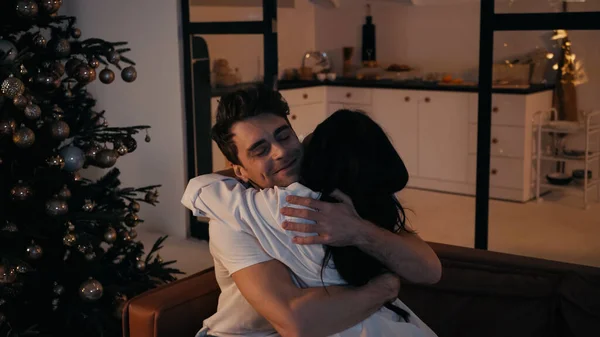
288 103 326 142
371 89 419 178
418 91 470 182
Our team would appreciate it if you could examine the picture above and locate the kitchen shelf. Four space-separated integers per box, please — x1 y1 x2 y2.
532 109 600 209
541 178 600 192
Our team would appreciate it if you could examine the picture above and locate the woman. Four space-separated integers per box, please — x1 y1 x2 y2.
184 109 437 337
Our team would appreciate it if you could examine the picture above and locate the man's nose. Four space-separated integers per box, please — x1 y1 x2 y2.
271 141 286 159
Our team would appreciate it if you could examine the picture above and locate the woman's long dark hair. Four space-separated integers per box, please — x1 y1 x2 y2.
300 109 414 321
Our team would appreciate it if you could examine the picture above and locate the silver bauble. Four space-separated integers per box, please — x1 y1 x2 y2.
50 120 70 140
0 40 18 64
104 228 117 243
24 103 42 120
40 0 62 13
95 149 118 168
129 229 138 239
99 68 115 84
79 278 103 302
33 34 47 48
26 243 43 260
46 198 68 216
0 119 16 137
124 213 139 227
1 77 25 98
47 155 65 168
129 201 141 213
70 28 82 39
13 127 35 148
85 144 101 163
59 146 85 172
89 58 100 68
121 66 137 82
116 144 128 156
107 50 120 64
136 260 146 271
82 200 95 212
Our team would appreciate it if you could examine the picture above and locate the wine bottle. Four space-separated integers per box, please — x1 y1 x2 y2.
361 4 376 66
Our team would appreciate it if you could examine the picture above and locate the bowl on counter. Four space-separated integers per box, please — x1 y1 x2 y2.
546 172 573 185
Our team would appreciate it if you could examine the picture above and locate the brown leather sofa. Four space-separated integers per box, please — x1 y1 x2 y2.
123 242 600 337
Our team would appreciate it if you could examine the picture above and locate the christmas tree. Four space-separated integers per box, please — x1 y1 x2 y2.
0 1 182 336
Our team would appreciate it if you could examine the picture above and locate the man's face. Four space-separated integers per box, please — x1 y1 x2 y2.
231 114 303 188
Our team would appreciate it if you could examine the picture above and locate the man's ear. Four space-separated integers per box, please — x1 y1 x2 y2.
232 164 249 183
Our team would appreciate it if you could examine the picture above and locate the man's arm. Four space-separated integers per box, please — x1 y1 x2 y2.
233 259 400 337
280 191 442 284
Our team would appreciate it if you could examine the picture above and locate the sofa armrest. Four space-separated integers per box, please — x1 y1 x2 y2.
123 267 220 337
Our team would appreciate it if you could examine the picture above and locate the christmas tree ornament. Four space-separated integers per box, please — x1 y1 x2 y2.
123 136 137 153
129 229 138 239
20 64 28 75
82 199 95 212
13 126 35 148
46 197 68 216
0 119 17 137
116 144 128 156
33 73 55 91
122 231 132 241
89 58 100 68
46 155 65 168
10 181 33 201
73 171 82 181
15 0 39 18
50 62 65 77
26 242 43 260
13 94 28 109
70 28 82 39
66 221 75 231
15 264 29 273
58 185 71 200
50 38 71 58
94 149 118 168
53 283 65 295
59 146 85 172
145 130 151 142
32 34 47 48
50 120 70 140
79 278 103 302
1 221 18 232
145 190 159 204
1 76 25 98
74 65 95 83
156 254 164 264
65 58 82 77
99 68 115 84
107 50 120 65
0 40 18 64
23 103 42 120
52 104 64 117
129 201 141 213
62 233 76 246
124 213 139 227
104 228 117 243
84 144 101 163
136 260 146 271
0 264 17 284
121 66 137 82
77 244 92 254
40 0 62 14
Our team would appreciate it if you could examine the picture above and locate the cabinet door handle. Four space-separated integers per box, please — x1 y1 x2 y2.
491 169 498 175
492 106 499 113
291 115 297 120
346 92 352 98
303 93 308 99
492 138 498 144
424 97 431 103
404 96 410 102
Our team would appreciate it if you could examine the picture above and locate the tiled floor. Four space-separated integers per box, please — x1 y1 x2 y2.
398 187 600 268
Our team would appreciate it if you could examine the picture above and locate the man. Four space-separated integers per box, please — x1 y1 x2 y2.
182 84 441 337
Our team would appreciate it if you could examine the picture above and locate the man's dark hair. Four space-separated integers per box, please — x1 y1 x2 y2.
211 84 290 165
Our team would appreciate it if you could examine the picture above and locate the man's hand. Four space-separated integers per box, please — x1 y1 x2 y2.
280 189 370 246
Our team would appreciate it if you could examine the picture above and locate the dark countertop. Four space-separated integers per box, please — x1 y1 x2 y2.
211 79 555 97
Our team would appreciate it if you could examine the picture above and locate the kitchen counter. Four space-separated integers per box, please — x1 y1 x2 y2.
211 79 555 97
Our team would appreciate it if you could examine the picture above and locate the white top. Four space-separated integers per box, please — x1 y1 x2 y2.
182 173 437 337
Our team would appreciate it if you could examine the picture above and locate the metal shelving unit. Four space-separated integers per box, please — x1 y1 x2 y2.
533 109 600 209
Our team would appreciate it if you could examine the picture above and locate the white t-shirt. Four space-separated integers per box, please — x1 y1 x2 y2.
181 173 437 337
